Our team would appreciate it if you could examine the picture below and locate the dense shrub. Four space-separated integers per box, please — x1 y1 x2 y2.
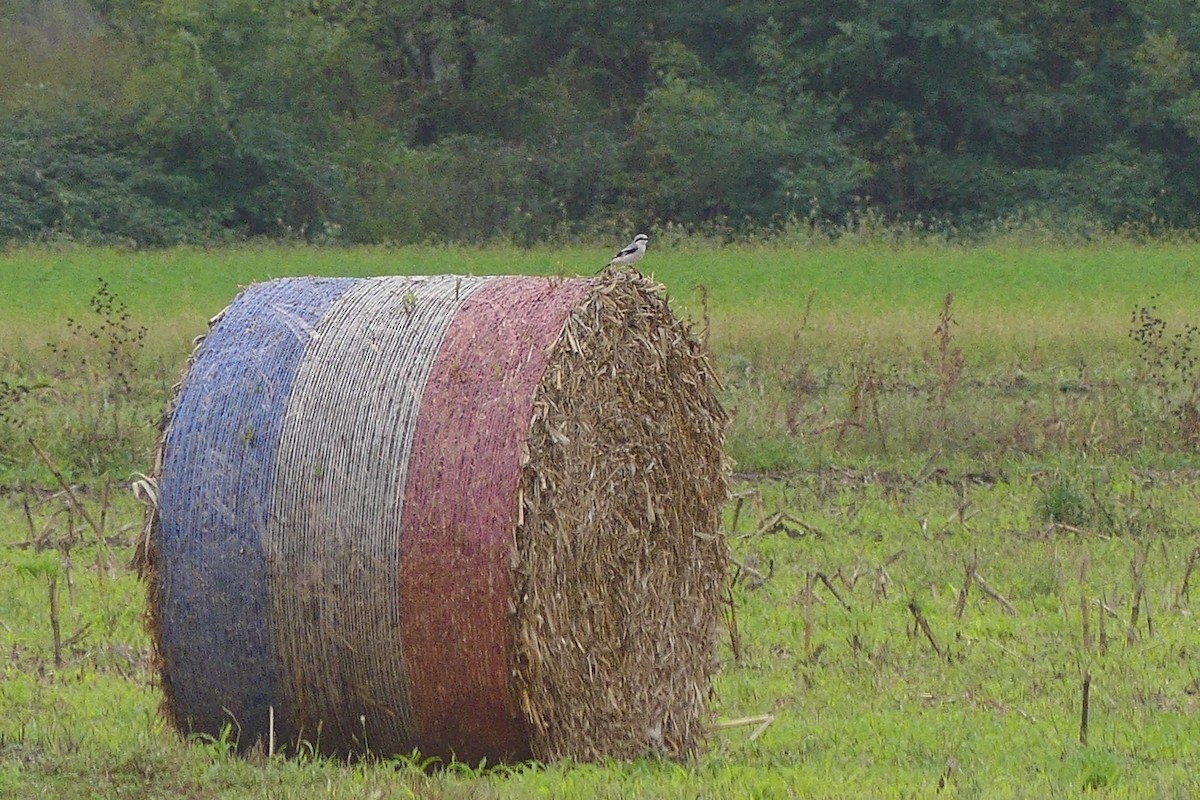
2 0 1200 244
344 135 554 244
0 109 210 246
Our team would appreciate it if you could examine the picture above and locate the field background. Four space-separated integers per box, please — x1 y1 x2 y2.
3 240 1200 798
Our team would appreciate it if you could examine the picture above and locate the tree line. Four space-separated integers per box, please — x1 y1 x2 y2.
2 0 1200 246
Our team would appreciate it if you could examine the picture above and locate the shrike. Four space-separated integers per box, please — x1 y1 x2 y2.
602 233 649 272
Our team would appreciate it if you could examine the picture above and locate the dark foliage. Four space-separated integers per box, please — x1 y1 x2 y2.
0 108 210 245
2 0 1200 244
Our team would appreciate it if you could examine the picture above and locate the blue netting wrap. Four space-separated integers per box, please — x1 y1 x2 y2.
156 277 354 739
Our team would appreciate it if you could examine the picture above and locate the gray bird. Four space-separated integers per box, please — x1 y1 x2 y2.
602 233 649 271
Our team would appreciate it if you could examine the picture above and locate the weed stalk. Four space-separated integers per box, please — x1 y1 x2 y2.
954 552 978 619
973 570 1017 616
1080 671 1091 746
908 600 945 660
1177 546 1200 609
48 574 62 668
1098 594 1109 655
932 292 965 431
1127 547 1150 644
803 573 816 660
1079 556 1091 651
29 438 111 576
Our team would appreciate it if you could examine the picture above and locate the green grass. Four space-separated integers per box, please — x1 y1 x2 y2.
5 239 1199 479
3 239 1196 341
3 240 1200 797
4 472 1200 797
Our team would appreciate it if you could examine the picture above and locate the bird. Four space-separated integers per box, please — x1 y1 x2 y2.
601 233 649 272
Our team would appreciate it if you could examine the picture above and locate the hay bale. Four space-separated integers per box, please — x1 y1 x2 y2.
137 271 728 763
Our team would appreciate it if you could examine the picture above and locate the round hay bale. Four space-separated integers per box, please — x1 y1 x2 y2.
137 271 728 763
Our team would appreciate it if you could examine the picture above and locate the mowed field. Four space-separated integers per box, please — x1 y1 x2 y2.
2 241 1200 798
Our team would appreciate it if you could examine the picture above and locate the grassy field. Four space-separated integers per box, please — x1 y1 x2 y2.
3 240 1200 797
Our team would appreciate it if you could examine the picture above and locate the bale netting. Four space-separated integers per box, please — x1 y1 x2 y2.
137 270 729 764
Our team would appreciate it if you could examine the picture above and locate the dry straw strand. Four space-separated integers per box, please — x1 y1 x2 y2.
513 270 729 761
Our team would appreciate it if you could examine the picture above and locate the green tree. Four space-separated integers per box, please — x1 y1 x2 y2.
124 0 375 237
0 0 208 244
7 0 1200 243
629 41 865 225
0 106 207 245
1127 20 1200 225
